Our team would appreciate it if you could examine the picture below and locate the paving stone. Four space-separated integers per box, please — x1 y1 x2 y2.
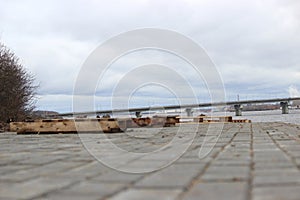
213 159 250 166
108 188 182 200
253 168 299 176
1 122 300 199
201 165 249 181
0 161 86 182
42 181 127 200
50 161 110 181
253 172 300 186
0 177 74 199
0 164 35 175
134 164 203 188
36 193 101 200
15 154 70 165
175 156 207 164
254 161 294 169
91 170 144 183
182 182 248 200
252 185 300 200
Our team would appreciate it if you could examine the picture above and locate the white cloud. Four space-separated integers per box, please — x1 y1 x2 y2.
1 0 300 112
288 85 300 97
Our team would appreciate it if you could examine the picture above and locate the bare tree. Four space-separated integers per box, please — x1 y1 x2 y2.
0 42 37 123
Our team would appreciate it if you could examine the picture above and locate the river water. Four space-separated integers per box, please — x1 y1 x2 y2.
171 109 300 125
98 109 300 125
231 109 300 124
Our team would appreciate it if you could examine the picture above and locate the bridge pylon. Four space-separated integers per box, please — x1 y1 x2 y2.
280 102 289 114
234 104 242 116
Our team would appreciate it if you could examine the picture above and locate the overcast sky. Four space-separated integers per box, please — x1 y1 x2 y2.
1 0 300 112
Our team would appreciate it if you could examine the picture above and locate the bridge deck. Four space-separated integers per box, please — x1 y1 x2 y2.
58 97 300 116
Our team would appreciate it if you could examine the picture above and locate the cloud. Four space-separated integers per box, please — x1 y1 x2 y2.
288 85 300 97
1 0 300 112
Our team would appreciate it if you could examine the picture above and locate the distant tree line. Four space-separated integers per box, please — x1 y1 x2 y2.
0 42 37 123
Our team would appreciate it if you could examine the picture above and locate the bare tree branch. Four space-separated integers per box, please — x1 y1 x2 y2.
0 42 38 122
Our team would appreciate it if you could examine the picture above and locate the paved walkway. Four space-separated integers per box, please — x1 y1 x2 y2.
1 122 300 200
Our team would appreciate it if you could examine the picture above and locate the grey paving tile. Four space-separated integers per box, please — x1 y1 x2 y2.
108 188 182 200
91 170 144 183
252 185 300 200
0 161 86 182
1 123 300 199
0 177 74 199
134 164 202 188
183 182 248 200
253 172 300 186
201 165 250 181
43 181 127 200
